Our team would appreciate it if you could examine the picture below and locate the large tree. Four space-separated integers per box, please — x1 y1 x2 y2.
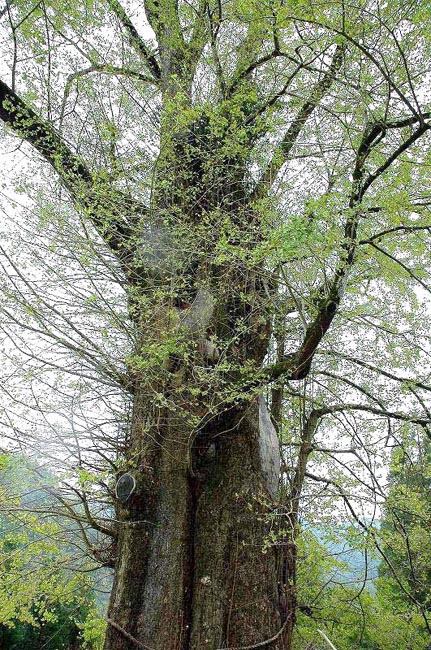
0 1 430 649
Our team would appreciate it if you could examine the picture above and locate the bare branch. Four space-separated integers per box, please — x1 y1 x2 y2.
251 44 345 201
107 0 161 81
319 351 431 393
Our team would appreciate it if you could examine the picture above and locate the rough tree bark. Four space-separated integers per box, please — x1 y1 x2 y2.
99 29 301 643
104 395 286 650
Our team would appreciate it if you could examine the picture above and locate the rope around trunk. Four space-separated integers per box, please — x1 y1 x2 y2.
107 618 155 650
216 616 289 650
107 614 289 650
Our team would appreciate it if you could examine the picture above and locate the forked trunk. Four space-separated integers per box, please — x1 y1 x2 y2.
104 391 292 650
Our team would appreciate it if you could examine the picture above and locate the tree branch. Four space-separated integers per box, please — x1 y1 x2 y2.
59 64 158 127
65 484 117 538
0 78 134 253
319 351 431 393
359 224 431 244
312 403 430 426
363 241 431 295
189 0 209 61
362 123 431 196
264 110 430 384
107 0 161 81
251 44 345 201
143 0 185 57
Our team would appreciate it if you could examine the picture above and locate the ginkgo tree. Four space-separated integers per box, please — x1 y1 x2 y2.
0 1 430 649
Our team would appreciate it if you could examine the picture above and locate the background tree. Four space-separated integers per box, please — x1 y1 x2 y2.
290 428 431 650
0 454 106 650
374 428 431 646
0 1 430 649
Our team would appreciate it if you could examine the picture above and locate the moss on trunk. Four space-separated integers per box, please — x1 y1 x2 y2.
104 396 289 650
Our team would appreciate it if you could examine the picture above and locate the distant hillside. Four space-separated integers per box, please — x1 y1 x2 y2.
309 524 379 591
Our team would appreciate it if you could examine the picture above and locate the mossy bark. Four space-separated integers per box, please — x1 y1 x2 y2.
104 394 288 650
104 385 191 650
189 402 283 649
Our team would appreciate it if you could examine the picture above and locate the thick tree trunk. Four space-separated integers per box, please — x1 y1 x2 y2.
104 393 289 650
103 91 295 649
